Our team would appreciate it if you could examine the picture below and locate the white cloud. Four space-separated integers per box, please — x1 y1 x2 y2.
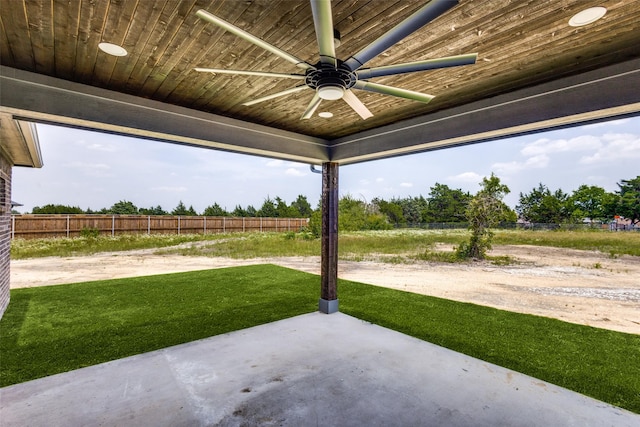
521 135 601 156
399 182 413 188
492 161 521 174
448 172 482 183
285 168 305 177
492 154 549 174
375 177 384 183
580 133 640 164
359 179 370 185
525 154 550 168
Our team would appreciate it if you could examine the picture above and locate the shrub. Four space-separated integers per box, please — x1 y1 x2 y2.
79 227 100 238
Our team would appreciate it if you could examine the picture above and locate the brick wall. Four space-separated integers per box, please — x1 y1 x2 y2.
0 154 11 318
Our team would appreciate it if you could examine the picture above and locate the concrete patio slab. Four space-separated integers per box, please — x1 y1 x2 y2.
1 312 638 426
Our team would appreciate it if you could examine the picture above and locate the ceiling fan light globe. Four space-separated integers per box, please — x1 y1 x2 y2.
318 85 344 100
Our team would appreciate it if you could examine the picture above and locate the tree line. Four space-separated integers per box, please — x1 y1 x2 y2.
25 175 639 228
29 195 314 219
516 177 639 225
368 175 639 227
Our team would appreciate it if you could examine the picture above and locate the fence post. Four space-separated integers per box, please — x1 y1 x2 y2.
178 216 181 235
242 217 245 232
204 216 207 234
112 215 115 236
11 215 15 239
147 216 151 235
260 217 262 232
66 215 70 238
223 217 226 233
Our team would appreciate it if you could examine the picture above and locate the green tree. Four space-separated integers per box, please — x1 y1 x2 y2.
457 174 510 260
139 205 167 215
567 185 614 223
338 196 367 231
308 195 390 237
245 205 258 217
516 184 569 223
307 200 323 237
231 205 248 217
275 197 295 218
396 196 428 224
109 200 139 215
501 206 518 223
423 183 471 223
171 201 189 216
203 203 228 216
257 197 278 217
615 176 640 226
290 195 313 217
338 195 390 232
373 198 406 225
31 204 84 214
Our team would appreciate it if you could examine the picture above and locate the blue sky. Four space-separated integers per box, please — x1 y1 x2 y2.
12 116 640 214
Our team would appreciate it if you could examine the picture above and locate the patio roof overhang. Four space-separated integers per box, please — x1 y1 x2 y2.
1 59 639 167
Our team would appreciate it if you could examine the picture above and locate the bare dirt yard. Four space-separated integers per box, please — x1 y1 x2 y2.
11 244 640 334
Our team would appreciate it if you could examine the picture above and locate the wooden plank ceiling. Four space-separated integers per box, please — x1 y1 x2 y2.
1 0 639 141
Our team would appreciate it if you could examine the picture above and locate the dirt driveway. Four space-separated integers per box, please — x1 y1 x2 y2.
11 244 640 334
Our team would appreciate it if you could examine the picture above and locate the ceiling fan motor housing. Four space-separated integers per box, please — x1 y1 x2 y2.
305 61 357 99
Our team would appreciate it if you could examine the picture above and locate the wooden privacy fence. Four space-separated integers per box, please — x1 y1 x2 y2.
11 215 309 239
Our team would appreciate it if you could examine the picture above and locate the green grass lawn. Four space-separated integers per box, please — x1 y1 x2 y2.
0 265 317 387
1 265 638 413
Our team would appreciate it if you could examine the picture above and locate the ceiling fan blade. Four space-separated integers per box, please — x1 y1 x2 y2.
342 90 373 120
310 0 337 67
354 81 434 104
195 68 306 79
356 53 477 79
196 9 314 71
343 0 458 71
301 93 322 119
242 85 309 106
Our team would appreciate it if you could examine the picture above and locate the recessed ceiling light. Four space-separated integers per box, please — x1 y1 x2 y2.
318 112 333 118
98 42 128 56
568 7 607 27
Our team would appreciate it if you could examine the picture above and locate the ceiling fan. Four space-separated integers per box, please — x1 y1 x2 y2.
194 0 477 120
